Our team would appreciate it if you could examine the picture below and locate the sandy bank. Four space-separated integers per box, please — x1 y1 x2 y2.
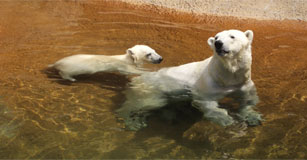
116 0 307 21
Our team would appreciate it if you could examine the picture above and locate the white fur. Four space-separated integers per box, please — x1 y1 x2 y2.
117 30 262 130
49 45 162 81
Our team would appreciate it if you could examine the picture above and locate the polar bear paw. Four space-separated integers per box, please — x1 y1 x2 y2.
204 110 234 126
238 106 262 126
123 113 148 131
125 119 147 131
212 114 234 126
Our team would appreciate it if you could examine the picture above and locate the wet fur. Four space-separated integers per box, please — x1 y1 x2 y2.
49 45 162 81
117 30 262 130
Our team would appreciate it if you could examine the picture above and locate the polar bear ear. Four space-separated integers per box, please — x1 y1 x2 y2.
207 37 215 49
127 49 139 64
244 30 254 44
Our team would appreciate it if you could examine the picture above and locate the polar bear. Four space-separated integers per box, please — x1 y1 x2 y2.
48 45 163 81
116 30 262 130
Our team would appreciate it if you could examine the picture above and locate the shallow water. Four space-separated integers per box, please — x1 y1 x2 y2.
0 0 307 159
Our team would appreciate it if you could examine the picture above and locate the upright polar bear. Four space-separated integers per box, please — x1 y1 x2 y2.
117 29 262 130
49 45 163 81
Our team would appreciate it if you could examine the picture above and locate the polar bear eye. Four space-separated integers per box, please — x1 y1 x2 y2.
146 53 152 57
215 36 219 40
230 35 235 39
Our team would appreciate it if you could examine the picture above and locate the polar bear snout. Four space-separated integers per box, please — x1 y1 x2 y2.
152 56 163 64
214 40 223 50
146 52 163 64
214 40 229 56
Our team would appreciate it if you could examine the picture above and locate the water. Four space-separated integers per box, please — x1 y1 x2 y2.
0 0 307 159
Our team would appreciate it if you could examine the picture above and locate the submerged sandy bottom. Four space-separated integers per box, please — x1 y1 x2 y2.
0 0 307 159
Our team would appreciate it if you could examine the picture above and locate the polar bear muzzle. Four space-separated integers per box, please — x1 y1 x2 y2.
214 40 230 56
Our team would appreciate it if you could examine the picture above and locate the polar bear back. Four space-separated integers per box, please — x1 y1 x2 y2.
160 58 211 86
130 57 212 94
53 54 128 74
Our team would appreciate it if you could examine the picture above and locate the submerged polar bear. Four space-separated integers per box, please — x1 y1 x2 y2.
117 29 262 130
49 45 163 81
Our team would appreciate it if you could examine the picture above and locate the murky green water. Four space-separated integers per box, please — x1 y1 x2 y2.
0 0 307 159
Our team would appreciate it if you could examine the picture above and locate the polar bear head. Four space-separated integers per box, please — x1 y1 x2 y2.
207 30 253 58
127 45 163 65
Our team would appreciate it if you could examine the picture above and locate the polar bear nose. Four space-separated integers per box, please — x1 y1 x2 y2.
157 57 163 63
214 40 223 49
152 57 163 64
